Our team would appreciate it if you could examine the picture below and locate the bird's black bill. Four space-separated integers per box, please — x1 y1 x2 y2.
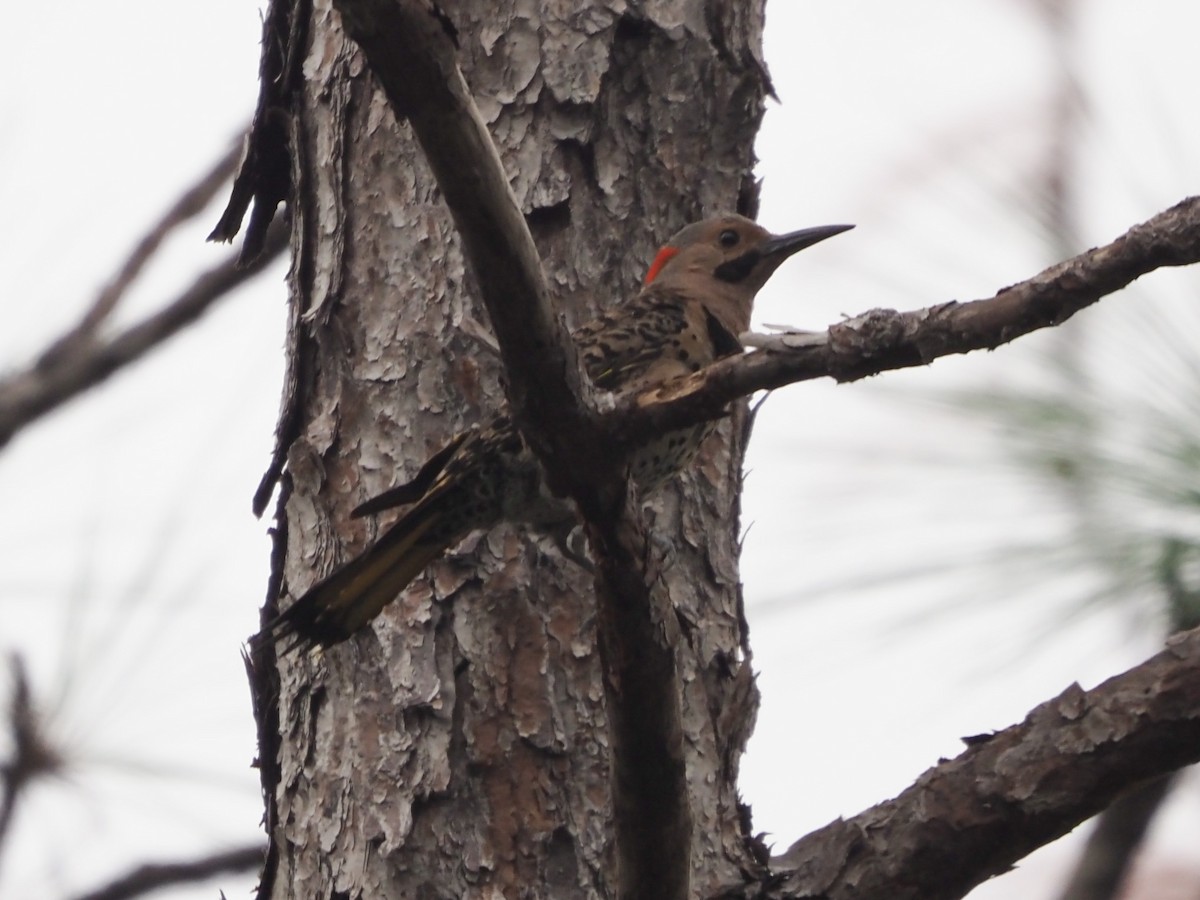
713 223 854 284
758 223 855 260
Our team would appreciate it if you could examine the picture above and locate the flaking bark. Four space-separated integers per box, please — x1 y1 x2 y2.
735 625 1200 900
237 1 771 897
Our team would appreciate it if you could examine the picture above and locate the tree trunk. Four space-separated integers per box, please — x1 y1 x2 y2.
249 1 771 896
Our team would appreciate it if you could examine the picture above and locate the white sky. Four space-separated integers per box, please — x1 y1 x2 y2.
2 1 1199 898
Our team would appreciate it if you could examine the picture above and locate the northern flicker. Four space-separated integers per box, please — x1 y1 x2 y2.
261 215 851 650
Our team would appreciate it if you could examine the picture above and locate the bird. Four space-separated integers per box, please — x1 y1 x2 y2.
258 214 852 651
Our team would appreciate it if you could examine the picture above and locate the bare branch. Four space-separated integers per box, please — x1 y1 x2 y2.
329 0 594 474
39 137 245 370
69 844 263 900
0 655 62 871
587 491 693 900
621 195 1200 447
717 625 1200 900
0 216 287 449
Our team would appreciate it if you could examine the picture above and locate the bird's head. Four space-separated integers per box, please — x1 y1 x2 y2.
644 214 853 332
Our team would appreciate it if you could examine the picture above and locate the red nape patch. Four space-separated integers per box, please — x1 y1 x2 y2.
644 246 679 284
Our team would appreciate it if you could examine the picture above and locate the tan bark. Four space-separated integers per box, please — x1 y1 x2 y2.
246 1 771 896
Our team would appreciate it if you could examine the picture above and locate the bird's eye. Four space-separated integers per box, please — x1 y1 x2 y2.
718 229 740 248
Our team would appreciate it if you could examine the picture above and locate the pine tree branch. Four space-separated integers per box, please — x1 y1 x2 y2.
715 624 1200 900
69 844 263 900
43 138 244 368
328 0 598 476
588 489 694 900
617 195 1200 447
0 655 62 870
0 216 287 450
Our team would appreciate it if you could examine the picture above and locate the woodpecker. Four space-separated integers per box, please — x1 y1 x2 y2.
260 215 851 651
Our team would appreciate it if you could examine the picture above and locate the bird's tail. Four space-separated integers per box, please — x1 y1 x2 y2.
256 499 462 653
